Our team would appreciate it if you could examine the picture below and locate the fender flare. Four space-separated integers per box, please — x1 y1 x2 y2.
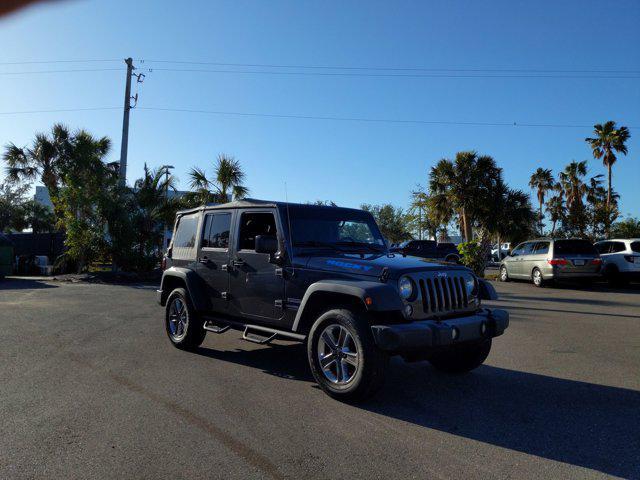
159 267 209 311
292 280 403 332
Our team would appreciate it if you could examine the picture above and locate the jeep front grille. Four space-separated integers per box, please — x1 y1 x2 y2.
417 273 472 315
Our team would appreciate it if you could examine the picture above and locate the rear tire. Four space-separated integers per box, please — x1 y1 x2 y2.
499 265 509 282
165 288 206 350
532 267 544 287
605 265 627 286
307 308 388 402
429 339 492 374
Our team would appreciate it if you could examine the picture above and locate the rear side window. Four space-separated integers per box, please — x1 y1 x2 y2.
202 213 231 249
554 240 597 255
172 213 199 260
610 242 626 253
238 212 277 251
534 242 550 254
630 242 640 253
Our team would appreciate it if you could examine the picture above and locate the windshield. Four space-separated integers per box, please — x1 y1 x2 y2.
287 206 386 252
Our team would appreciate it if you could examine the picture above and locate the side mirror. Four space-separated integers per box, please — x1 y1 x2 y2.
255 235 278 254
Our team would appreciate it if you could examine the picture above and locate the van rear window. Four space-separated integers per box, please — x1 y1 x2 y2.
554 240 597 255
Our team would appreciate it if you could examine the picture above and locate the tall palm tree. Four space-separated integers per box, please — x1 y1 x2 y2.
185 154 248 207
428 151 501 242
585 121 631 208
2 123 72 217
528 168 554 235
546 193 565 236
559 160 587 208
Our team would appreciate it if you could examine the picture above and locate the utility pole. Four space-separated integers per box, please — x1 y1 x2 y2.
119 57 134 186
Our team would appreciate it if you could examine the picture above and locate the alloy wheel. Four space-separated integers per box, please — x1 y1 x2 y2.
168 297 189 341
317 324 359 384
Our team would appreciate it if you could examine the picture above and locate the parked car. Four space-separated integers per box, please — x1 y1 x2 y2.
594 239 640 285
499 238 602 287
491 242 511 261
158 199 509 402
389 240 460 263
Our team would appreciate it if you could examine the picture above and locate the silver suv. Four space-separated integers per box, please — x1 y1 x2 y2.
499 239 602 287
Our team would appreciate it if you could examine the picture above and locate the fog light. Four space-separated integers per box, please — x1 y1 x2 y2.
451 328 459 340
480 322 487 335
404 305 413 317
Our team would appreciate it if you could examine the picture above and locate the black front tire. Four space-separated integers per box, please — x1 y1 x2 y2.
307 308 388 402
429 339 492 374
165 288 206 350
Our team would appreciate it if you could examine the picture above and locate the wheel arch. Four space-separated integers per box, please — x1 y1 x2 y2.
292 280 402 334
159 267 209 311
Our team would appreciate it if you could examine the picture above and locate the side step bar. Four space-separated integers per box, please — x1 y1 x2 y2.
203 321 230 334
201 315 306 343
243 327 278 345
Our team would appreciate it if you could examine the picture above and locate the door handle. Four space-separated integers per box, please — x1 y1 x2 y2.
221 264 229 271
232 259 245 267
198 256 210 264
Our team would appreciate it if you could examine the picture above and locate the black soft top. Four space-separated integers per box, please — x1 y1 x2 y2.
176 198 364 216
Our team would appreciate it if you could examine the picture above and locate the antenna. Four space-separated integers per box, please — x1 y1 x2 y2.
284 182 295 276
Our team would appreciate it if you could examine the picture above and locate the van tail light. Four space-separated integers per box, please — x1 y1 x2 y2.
161 256 167 271
591 258 602 265
548 258 568 266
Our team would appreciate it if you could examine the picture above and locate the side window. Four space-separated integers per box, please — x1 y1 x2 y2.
521 242 535 255
172 213 199 260
511 243 525 256
238 212 277 251
534 242 550 254
595 242 610 254
173 214 198 248
631 242 640 253
202 213 231 249
610 242 625 253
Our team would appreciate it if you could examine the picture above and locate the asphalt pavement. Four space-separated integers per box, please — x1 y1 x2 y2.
1 278 639 479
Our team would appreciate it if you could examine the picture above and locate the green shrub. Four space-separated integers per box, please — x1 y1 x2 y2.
457 241 486 277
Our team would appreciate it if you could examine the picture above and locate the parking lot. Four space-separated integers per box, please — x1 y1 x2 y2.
1 278 639 479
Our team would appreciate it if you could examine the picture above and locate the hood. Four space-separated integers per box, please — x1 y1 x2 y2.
301 252 470 279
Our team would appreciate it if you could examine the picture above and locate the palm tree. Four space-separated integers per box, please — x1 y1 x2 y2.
185 154 248 207
546 193 565 235
529 168 554 235
585 121 631 208
559 160 587 208
3 124 72 217
428 151 501 242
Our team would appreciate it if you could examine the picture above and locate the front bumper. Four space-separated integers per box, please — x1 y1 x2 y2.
371 308 509 353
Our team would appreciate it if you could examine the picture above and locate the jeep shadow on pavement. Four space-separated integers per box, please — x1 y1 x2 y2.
157 199 509 402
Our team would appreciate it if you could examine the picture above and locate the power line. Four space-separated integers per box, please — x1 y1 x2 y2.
136 106 640 129
149 67 639 79
143 59 640 75
0 59 121 65
0 107 121 115
1 105 636 130
0 68 122 75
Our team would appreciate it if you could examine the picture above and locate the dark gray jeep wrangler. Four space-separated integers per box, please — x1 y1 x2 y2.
158 199 509 401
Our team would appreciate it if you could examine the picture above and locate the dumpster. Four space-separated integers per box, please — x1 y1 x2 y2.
0 234 14 278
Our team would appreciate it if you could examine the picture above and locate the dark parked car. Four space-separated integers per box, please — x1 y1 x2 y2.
158 200 509 401
389 240 460 263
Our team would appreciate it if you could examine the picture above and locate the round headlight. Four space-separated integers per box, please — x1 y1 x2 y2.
398 276 416 301
463 273 478 296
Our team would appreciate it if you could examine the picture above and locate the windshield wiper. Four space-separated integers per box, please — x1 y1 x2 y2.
334 241 386 253
293 241 345 251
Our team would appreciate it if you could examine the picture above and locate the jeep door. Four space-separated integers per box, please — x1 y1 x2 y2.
195 210 233 313
228 209 285 323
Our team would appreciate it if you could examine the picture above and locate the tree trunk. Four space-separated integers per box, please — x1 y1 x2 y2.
539 201 544 236
461 208 473 242
607 163 612 208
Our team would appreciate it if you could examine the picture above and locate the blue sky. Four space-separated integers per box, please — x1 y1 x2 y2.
1 0 639 218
